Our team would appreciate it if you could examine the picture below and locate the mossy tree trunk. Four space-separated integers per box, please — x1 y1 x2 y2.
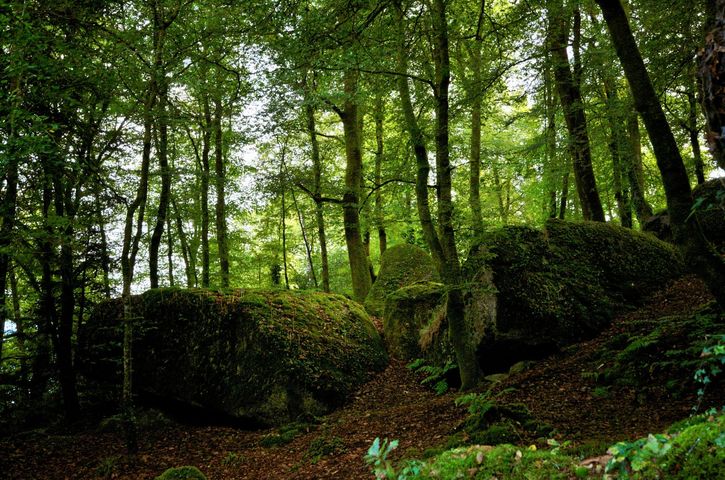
395 0 480 389
596 0 725 309
338 68 372 303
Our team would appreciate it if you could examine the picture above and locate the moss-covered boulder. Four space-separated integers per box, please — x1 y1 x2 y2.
365 244 440 317
692 177 725 253
79 289 388 426
382 282 446 359
463 219 684 372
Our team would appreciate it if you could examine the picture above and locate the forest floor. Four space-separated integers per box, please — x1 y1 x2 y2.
1 275 720 480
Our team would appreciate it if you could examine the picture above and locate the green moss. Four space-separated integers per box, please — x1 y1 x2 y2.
402 444 593 479
80 289 388 426
365 244 440 317
464 220 685 355
154 466 206 480
382 282 446 360
306 435 346 463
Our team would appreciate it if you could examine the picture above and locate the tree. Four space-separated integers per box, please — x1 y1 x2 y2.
595 0 725 308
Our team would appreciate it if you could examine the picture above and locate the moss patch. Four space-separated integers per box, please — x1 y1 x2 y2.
155 466 206 480
382 282 446 360
464 219 684 371
79 289 388 426
365 244 440 317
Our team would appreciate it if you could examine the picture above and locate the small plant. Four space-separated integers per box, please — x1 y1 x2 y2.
365 437 399 479
221 451 244 466
364 438 423 480
306 435 345 463
605 434 672 477
95 455 120 479
694 333 725 413
407 358 458 395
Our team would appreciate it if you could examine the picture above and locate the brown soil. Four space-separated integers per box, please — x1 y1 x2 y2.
1 275 721 479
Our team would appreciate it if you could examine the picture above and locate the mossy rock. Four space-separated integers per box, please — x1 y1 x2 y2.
365 244 440 317
79 289 388 426
692 178 725 253
382 282 446 360
155 466 206 480
631 414 725 479
464 219 683 373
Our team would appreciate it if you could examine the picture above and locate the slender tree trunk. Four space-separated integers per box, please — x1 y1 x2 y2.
119 80 154 455
432 0 480 390
545 56 559 219
559 170 570 219
304 96 331 292
339 68 372 302
291 184 318 288
166 213 174 286
625 113 654 223
214 96 230 288
373 95 388 255
200 96 211 288
395 2 445 268
687 72 706 184
149 18 170 289
172 197 195 287
10 268 28 396
548 0 605 221
597 0 725 308
280 167 290 290
469 18 485 236
602 77 633 227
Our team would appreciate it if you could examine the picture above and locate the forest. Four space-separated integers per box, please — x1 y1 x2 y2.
1 0 724 478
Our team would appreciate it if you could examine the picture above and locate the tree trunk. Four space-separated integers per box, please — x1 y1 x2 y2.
699 0 725 170
469 21 484 236
214 96 230 288
687 71 706 184
339 68 372 302
53 175 80 421
597 0 725 308
200 95 211 288
373 94 388 255
559 170 570 219
548 0 605 221
625 113 654 223
602 77 633 227
172 197 195 287
304 92 331 292
431 0 480 390
149 18 170 289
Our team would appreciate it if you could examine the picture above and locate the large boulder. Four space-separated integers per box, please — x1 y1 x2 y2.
384 219 685 373
464 219 684 371
364 244 440 317
382 281 446 359
79 289 388 426
644 178 724 251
